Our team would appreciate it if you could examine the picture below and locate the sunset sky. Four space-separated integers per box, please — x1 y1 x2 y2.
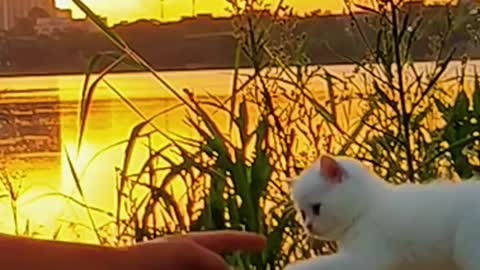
54 0 346 24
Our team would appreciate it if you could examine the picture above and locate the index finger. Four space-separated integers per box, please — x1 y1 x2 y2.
178 230 267 254
146 230 267 254
132 238 231 270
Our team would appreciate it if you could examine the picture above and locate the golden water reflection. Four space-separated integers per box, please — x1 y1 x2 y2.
0 61 477 243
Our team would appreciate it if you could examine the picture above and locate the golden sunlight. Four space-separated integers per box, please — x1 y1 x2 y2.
3 142 104 243
55 0 345 24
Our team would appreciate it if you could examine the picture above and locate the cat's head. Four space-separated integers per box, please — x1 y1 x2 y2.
291 155 380 240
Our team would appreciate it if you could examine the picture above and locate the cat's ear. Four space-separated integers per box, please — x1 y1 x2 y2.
319 155 343 184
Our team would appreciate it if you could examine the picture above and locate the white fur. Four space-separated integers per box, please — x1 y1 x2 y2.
286 155 480 270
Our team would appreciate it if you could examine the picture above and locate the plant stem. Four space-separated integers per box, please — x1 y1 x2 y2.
391 1 415 182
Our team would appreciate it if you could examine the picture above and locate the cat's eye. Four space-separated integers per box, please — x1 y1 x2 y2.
312 203 321 215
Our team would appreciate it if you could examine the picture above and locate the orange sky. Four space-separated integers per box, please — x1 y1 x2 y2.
54 0 346 24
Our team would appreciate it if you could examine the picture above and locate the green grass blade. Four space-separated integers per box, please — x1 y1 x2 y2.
77 54 127 155
64 146 103 243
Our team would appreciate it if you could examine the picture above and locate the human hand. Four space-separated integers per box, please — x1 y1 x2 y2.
0 230 265 270
126 230 266 270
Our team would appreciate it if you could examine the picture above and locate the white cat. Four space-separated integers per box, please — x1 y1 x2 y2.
286 155 480 270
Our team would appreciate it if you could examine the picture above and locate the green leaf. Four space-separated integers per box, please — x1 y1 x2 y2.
208 172 227 229
453 90 469 118
411 106 432 129
251 120 271 205
473 73 480 115
237 97 249 146
231 157 256 231
227 195 241 228
264 210 292 265
434 97 450 119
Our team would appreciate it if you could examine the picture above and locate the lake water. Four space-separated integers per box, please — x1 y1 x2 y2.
0 61 476 243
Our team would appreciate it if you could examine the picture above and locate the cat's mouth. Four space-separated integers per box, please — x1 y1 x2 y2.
307 220 354 241
308 230 333 241
310 215 360 241
306 224 336 239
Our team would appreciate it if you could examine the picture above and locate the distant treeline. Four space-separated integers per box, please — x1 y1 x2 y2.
0 3 479 76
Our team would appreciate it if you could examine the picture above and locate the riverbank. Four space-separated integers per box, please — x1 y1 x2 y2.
0 56 474 78
0 65 234 78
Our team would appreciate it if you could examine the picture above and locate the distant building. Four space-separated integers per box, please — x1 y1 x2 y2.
459 0 480 6
34 17 69 36
54 8 72 19
34 16 101 36
0 0 55 31
71 17 103 32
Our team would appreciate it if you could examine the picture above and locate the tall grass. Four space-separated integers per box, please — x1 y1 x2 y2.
336 0 480 183
5 0 478 268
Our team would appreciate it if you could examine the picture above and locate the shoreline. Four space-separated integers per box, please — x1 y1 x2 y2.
0 56 478 78
0 65 246 78
0 59 369 78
